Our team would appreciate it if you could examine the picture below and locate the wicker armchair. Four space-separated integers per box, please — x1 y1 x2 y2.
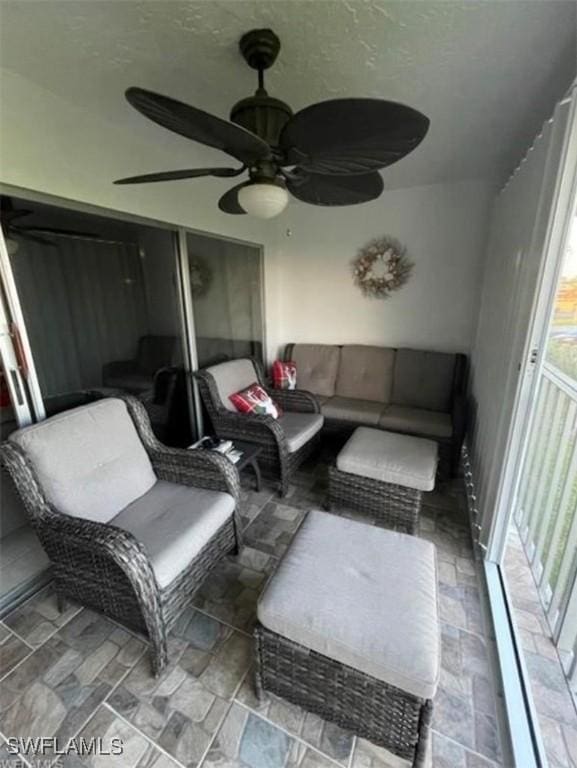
0 395 241 676
196 358 323 496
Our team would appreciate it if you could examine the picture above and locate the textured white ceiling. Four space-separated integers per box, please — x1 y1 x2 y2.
0 0 575 188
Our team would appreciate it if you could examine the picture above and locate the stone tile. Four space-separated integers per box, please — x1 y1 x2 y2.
432 731 467 768
238 487 275 531
3 583 81 647
243 502 306 558
191 557 268 633
474 712 502 763
202 702 292 768
235 673 354 765
0 610 145 762
0 624 32 679
351 737 411 767
108 619 250 767
60 704 182 767
433 688 475 750
286 740 338 767
524 651 570 695
232 546 278 576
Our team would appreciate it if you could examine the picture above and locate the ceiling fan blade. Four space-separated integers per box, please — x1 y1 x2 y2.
126 87 271 166
218 182 250 215
280 99 429 175
114 166 244 185
286 171 384 206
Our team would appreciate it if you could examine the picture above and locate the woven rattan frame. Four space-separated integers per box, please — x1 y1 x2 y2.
0 395 241 676
327 466 422 534
254 623 432 767
195 358 321 496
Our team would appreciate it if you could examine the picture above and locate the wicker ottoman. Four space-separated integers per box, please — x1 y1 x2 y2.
328 426 438 533
255 510 440 767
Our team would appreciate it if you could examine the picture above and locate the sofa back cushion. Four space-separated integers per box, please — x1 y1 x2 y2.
206 358 259 411
9 399 156 524
335 345 396 403
392 349 456 412
290 344 341 397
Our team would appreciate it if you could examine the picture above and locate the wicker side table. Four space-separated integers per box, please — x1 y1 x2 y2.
327 426 438 534
255 510 440 767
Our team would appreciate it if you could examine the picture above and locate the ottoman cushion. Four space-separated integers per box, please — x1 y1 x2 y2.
257 510 440 700
336 426 438 491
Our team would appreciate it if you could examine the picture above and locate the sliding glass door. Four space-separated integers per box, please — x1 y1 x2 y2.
3 196 194 446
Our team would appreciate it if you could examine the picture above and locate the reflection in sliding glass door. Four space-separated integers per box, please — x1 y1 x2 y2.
186 231 264 369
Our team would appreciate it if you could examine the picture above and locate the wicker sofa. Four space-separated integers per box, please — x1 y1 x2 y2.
285 343 467 473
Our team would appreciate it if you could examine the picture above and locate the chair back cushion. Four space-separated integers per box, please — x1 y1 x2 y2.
205 358 259 411
137 335 178 374
289 344 341 397
392 349 456 412
9 399 156 523
335 345 396 403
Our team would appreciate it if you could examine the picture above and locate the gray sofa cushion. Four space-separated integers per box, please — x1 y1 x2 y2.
206 359 259 411
335 345 395 403
337 426 438 491
113 481 235 587
379 405 452 439
9 399 156 524
321 396 383 426
291 344 341 397
258 510 440 699
278 413 324 453
392 349 456 412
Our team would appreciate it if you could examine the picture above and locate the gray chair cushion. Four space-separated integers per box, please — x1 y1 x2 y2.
278 413 324 453
379 405 452 440
9 399 156 524
291 344 341 397
321 397 383 426
337 426 438 491
258 510 440 699
392 349 456 412
112 481 235 588
335 345 395 403
206 359 259 411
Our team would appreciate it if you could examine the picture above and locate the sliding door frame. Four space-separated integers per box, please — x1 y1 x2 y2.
477 88 577 768
484 89 577 565
0 183 267 436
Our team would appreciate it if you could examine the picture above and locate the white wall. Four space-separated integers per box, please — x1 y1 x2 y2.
273 180 494 357
0 68 494 363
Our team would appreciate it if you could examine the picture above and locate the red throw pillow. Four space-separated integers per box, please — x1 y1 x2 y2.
272 360 297 390
230 383 281 419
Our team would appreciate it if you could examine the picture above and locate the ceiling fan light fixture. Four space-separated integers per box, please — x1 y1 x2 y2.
238 181 289 219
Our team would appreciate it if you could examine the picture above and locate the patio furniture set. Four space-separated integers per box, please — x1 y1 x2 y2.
1 345 463 766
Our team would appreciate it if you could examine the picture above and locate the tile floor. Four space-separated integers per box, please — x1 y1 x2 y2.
0 447 512 767
504 527 577 768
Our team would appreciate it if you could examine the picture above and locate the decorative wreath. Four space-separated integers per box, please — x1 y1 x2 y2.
189 257 212 298
352 236 413 298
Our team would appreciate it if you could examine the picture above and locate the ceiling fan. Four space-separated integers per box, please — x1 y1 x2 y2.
0 196 99 252
114 29 429 219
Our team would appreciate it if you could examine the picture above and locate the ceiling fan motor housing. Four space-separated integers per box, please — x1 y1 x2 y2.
230 91 293 150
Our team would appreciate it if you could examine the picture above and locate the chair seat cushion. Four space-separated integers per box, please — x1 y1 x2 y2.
336 427 438 491
379 404 452 439
258 510 440 699
278 412 324 453
321 396 383 426
112 481 235 588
